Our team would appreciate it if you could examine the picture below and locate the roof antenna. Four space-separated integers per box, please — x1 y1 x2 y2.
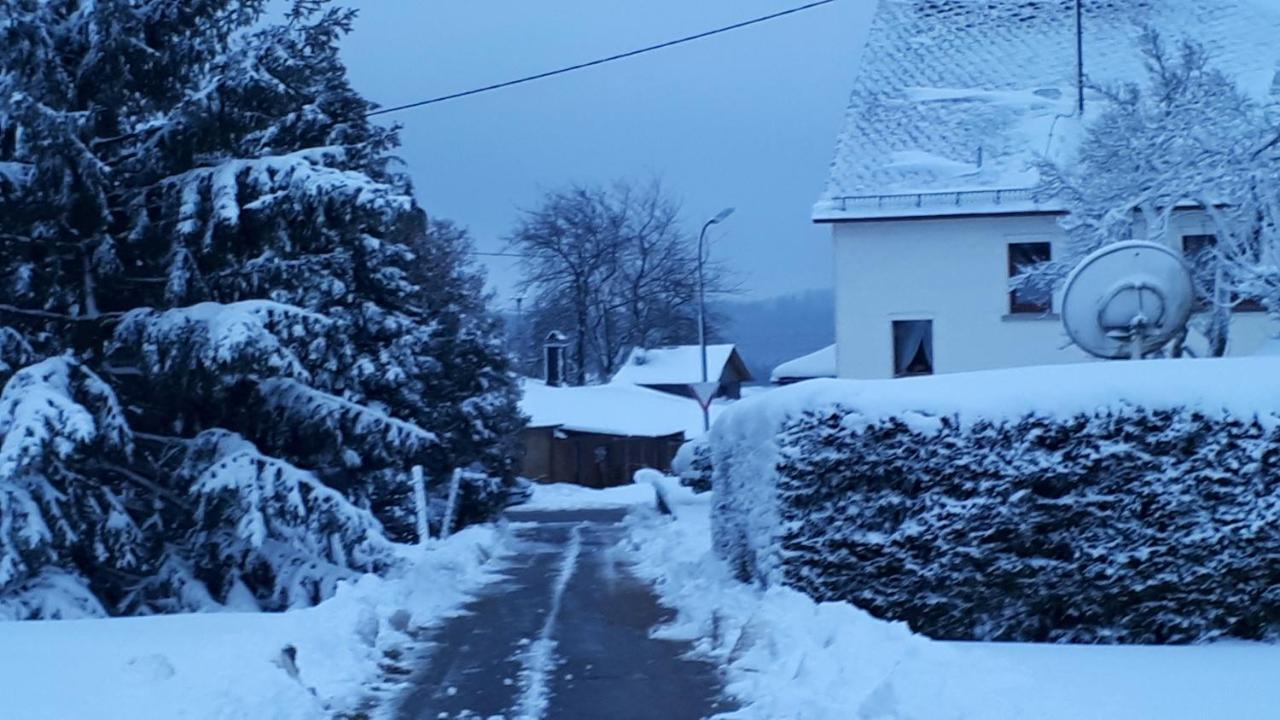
1076 0 1086 114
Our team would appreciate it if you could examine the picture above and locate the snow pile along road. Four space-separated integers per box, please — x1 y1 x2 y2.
0 526 512 720
621 494 1280 719
621 496 1026 719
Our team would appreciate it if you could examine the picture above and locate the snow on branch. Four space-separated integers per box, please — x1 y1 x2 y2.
0 357 139 618
0 356 132 480
0 327 34 381
254 378 437 467
169 146 412 234
111 300 333 388
0 567 106 621
180 429 395 608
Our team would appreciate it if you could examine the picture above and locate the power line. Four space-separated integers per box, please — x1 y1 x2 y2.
365 0 838 118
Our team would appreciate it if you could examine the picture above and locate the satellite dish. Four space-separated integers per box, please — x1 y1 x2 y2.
1061 241 1195 360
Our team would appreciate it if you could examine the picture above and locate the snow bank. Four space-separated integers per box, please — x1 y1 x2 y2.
0 527 511 720
735 357 1280 433
709 357 1280 642
514 481 659 511
769 344 836 384
622 497 1280 720
621 497 1026 719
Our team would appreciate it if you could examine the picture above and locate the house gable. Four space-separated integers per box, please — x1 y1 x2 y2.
815 0 1280 223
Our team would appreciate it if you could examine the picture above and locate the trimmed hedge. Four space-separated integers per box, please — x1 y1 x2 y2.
748 405 1280 644
673 436 713 493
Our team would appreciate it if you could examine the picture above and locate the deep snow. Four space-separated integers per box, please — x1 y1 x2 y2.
621 491 1280 719
0 526 511 720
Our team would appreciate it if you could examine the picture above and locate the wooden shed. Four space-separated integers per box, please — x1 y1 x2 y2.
520 426 685 489
518 380 704 488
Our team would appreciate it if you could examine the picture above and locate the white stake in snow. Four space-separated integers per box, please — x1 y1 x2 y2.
411 465 430 544
513 523 584 720
441 467 464 539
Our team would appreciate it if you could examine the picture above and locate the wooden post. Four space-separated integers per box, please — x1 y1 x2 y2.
442 468 463 539
412 465 430 544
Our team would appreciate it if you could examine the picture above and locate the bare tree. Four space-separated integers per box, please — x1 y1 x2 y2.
508 180 732 384
1032 29 1274 356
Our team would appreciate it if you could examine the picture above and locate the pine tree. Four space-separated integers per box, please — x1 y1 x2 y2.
0 0 523 616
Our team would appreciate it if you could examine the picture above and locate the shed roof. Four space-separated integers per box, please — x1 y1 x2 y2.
771 344 837 383
520 380 709 438
814 0 1280 221
611 344 752 386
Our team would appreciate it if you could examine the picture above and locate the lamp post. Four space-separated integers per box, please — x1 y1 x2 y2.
697 207 735 431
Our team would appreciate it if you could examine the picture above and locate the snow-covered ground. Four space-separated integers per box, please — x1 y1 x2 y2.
514 481 660 511
0 527 512 720
621 490 1280 720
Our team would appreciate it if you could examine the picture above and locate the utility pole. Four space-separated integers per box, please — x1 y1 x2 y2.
697 207 735 431
514 295 525 373
1076 0 1085 114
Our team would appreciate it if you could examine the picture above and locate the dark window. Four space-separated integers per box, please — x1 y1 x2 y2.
1008 242 1053 314
1182 235 1264 312
892 320 933 377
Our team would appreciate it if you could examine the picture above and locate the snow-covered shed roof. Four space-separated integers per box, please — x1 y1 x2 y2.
814 0 1280 222
611 344 752 386
771 344 837 384
520 380 708 438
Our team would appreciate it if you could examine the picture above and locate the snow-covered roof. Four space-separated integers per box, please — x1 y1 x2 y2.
770 344 837 383
611 344 751 386
520 380 708 438
814 0 1280 221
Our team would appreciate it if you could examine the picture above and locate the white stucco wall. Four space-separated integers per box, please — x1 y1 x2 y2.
831 213 1276 380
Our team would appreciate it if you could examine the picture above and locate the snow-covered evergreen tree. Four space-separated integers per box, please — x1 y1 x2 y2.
0 0 523 616
0 357 140 619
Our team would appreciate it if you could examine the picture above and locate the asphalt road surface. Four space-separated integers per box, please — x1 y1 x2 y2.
394 508 734 720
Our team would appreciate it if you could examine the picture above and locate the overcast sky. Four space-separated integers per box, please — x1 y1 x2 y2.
338 1 876 306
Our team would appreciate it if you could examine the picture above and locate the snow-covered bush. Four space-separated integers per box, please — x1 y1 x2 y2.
672 435 713 493
712 360 1280 643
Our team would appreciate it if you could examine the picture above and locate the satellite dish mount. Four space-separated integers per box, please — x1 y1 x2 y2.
1061 241 1195 360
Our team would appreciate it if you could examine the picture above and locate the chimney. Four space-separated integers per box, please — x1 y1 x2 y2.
544 331 569 387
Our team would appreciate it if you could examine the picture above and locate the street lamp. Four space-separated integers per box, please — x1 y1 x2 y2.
697 207 735 431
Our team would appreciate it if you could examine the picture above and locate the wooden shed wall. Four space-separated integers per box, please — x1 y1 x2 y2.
519 427 685 488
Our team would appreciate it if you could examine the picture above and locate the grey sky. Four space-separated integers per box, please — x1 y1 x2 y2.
339 1 875 306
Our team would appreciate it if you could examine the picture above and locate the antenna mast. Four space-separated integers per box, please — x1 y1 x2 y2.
1076 0 1085 114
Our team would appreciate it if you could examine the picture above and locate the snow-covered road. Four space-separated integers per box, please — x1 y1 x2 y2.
394 508 733 720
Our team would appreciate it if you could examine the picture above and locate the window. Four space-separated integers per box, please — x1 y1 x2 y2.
1008 242 1053 314
892 320 933 377
1182 234 1264 312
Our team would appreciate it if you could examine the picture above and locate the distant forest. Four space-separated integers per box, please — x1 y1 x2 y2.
716 289 834 383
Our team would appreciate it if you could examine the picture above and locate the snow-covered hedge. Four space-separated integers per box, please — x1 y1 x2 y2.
711 359 1280 643
672 436 713 493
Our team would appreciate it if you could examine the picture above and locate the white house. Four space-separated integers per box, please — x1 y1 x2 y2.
815 0 1280 380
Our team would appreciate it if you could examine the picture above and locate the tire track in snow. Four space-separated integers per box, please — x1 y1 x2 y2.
512 522 584 720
